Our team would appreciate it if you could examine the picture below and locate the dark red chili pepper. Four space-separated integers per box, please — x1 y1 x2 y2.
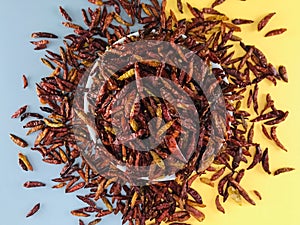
253 190 262 200
247 145 262 170
59 6 73 21
247 123 254 143
211 0 226 8
12 1 291 224
9 133 28 148
278 65 288 82
274 167 295 176
211 166 226 181
264 111 289 125
252 84 259 115
270 126 287 151
258 12 276 31
261 124 272 140
22 75 28 89
20 112 44 121
26 203 41 217
177 0 183 13
232 19 254 25
11 105 27 118
23 181 46 188
215 195 225 213
265 28 287 37
261 148 271 174
31 32 58 38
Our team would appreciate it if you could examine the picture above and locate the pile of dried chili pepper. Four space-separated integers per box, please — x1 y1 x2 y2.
10 0 294 224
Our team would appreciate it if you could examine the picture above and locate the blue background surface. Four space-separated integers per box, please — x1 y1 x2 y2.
0 0 123 224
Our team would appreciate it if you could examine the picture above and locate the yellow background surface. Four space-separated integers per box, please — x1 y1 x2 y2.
165 0 300 225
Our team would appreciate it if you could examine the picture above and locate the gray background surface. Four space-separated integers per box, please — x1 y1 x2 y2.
0 0 122 224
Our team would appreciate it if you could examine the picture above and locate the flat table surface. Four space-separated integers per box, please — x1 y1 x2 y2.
0 0 300 225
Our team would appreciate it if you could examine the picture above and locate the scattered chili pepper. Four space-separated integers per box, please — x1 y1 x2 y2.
59 6 73 21
232 19 254 25
215 195 225 213
247 145 262 170
274 167 295 176
261 148 271 174
26 203 40 218
253 84 259 115
24 181 46 188
11 105 27 118
261 124 272 140
270 126 287 151
265 28 287 37
31 32 58 39
253 190 262 200
12 1 291 224
22 75 28 89
177 0 183 13
211 0 226 8
258 12 276 31
264 111 289 125
9 133 28 148
278 65 288 82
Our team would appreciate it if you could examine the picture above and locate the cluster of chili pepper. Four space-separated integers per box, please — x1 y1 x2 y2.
10 0 293 224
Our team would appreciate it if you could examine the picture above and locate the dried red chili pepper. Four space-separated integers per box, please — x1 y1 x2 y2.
252 84 259 115
270 126 287 151
261 124 272 140
264 111 289 125
59 6 73 21
278 65 288 82
258 12 276 31
210 166 226 181
247 145 262 170
265 28 287 37
215 195 225 213
24 181 46 188
26 203 40 218
20 112 43 121
274 167 295 176
22 75 28 89
11 105 27 118
253 190 262 200
211 0 226 8
177 0 183 13
88 219 102 225
31 32 58 38
261 148 271 174
232 19 254 25
13 1 291 224
247 123 254 143
10 134 28 148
